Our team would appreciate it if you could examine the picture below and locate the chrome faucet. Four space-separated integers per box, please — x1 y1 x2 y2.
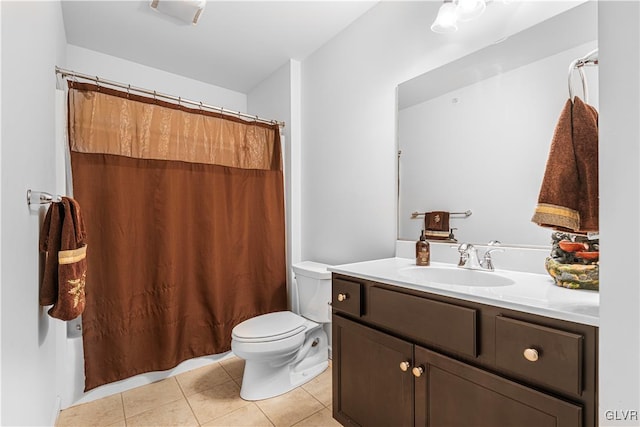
457 243 482 269
457 241 503 271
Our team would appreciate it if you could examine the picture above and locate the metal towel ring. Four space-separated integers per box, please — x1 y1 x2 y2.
568 59 588 103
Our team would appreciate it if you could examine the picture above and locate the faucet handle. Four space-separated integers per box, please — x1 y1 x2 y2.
482 243 504 271
485 241 503 255
484 240 504 261
484 241 503 256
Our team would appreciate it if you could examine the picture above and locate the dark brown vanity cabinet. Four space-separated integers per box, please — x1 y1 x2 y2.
332 274 597 427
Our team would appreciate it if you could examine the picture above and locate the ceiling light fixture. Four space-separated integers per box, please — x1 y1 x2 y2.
430 0 459 34
150 0 206 26
430 0 488 34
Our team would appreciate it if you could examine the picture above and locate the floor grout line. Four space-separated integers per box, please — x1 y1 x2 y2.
173 371 202 426
120 392 128 426
300 384 328 411
252 401 277 427
294 406 327 427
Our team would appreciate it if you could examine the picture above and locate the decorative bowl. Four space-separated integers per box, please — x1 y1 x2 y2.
545 257 599 291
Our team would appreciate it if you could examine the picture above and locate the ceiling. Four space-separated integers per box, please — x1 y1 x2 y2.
61 1 378 94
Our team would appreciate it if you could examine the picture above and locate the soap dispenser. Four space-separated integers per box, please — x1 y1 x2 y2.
416 230 430 266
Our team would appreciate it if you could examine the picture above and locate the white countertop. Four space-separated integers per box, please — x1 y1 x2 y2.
329 257 599 327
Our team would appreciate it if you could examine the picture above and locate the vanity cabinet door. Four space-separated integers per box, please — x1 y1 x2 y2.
414 346 583 427
333 315 414 427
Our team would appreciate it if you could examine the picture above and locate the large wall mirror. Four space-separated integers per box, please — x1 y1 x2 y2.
397 1 598 247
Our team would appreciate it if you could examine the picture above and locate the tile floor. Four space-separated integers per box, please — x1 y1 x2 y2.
56 357 339 427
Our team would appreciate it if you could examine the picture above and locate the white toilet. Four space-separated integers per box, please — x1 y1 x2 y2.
231 261 332 401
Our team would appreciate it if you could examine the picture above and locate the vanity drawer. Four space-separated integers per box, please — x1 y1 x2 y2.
368 286 477 357
332 277 363 317
495 316 583 396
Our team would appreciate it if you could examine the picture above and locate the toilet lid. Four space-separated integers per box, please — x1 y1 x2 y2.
233 311 307 342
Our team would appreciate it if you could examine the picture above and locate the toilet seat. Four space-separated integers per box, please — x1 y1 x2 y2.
232 311 309 343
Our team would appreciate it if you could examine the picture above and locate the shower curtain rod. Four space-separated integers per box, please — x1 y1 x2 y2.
55 66 285 128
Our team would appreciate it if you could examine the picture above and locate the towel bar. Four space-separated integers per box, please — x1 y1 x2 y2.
411 210 472 219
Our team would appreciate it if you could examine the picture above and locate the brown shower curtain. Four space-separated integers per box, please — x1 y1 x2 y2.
67 82 287 391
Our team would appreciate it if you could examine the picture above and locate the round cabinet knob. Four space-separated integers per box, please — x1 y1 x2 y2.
412 366 425 377
337 293 348 302
523 348 539 362
399 361 411 372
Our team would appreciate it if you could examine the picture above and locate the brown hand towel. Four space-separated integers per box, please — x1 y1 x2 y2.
39 197 88 320
424 211 450 240
532 97 599 233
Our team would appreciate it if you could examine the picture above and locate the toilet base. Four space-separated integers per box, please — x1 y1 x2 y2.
238 328 329 401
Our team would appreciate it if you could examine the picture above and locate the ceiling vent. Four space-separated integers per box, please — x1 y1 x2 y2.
150 0 206 25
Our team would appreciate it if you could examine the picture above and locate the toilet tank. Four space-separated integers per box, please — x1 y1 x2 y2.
293 261 332 323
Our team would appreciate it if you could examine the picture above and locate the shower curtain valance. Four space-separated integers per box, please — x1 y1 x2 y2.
68 82 282 171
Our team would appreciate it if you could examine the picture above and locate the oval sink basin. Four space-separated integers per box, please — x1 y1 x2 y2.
398 266 515 287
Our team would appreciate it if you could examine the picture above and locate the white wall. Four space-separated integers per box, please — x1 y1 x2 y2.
301 3 402 265
302 0 640 424
598 1 640 425
398 41 598 246
1 1 68 426
247 59 302 311
66 45 247 112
